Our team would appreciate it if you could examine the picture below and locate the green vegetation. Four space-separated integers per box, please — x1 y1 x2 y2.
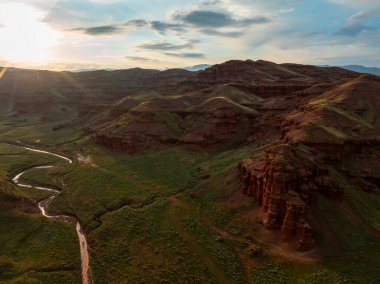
311 194 380 282
0 107 82 146
250 262 350 284
0 212 81 284
202 84 263 105
201 96 258 114
323 104 374 129
1 103 380 284
90 199 218 283
157 111 184 135
48 144 207 228
0 144 80 283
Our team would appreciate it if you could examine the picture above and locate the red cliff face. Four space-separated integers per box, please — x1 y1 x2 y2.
89 60 364 155
239 144 343 251
95 134 136 154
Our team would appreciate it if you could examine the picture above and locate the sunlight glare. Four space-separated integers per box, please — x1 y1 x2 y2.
0 3 60 63
0 67 7 79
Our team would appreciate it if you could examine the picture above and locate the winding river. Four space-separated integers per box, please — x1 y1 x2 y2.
10 145 92 284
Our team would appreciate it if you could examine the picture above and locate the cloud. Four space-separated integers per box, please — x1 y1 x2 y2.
125 56 152 61
349 10 378 22
199 0 221 6
125 19 185 34
335 10 379 37
5 0 380 69
335 23 374 36
276 8 296 14
76 25 122 35
150 21 185 34
138 40 199 51
200 29 243 37
163 52 205 58
243 17 272 25
125 19 148 27
173 10 270 28
41 0 134 30
70 19 186 36
86 0 122 3
175 10 233 27
327 0 380 9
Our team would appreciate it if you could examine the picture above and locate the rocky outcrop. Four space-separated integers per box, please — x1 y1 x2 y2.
188 60 358 85
179 60 359 94
94 89 258 152
87 60 366 155
237 74 380 252
239 144 343 251
95 134 136 154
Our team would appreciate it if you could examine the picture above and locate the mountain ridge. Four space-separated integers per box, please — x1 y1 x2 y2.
1 59 380 282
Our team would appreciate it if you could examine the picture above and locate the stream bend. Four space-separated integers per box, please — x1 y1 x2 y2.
9 144 92 284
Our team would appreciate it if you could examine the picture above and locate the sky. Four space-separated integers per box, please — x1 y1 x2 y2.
0 0 379 70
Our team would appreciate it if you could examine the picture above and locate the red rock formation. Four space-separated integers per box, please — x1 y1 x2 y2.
239 144 343 251
87 60 366 154
95 134 136 154
189 60 358 86
296 223 315 251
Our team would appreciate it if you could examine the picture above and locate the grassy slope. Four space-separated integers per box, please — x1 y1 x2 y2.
1 109 380 283
0 107 82 146
193 166 380 284
0 144 80 283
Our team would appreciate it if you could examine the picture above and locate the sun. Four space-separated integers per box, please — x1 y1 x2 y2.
0 3 60 64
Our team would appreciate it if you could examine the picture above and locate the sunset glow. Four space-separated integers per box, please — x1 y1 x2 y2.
0 0 378 70
0 3 60 63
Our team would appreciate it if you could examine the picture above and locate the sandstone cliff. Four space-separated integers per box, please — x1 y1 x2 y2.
239 144 344 251
237 74 380 251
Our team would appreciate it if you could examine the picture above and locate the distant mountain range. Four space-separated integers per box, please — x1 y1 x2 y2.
184 64 212 72
315 64 380 76
338 65 380 76
185 63 380 75
4 63 379 76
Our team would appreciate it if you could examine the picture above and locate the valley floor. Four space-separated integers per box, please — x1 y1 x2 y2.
1 112 380 283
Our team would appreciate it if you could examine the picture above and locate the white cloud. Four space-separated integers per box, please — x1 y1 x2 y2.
0 0 379 69
327 0 380 8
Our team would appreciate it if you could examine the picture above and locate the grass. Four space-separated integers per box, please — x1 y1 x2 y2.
89 199 217 283
208 145 266 176
48 144 207 229
0 143 65 202
312 194 380 282
323 104 374 129
156 111 184 136
201 96 258 114
0 107 82 146
1 109 380 283
316 123 347 140
329 166 380 231
21 166 68 190
347 188 380 231
250 262 350 284
0 120 253 283
192 157 380 283
0 211 81 283
0 110 89 283
169 197 245 283
0 143 81 283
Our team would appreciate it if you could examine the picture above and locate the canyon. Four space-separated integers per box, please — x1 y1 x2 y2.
1 60 380 282
77 61 380 251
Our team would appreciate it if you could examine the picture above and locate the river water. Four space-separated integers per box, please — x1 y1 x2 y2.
9 144 92 284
